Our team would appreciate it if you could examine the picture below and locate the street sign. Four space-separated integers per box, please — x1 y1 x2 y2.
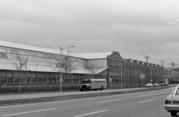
60 78 63 83
109 77 112 83
140 73 145 79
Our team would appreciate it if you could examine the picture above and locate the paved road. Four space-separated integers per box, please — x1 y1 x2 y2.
0 88 173 117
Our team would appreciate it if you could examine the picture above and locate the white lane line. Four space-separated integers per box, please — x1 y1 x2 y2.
2 107 56 117
98 98 121 103
98 91 168 103
138 92 169 98
138 99 155 104
156 92 169 95
74 109 110 117
138 94 153 97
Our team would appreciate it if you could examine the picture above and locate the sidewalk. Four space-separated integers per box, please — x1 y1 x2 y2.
0 86 170 106
0 88 144 101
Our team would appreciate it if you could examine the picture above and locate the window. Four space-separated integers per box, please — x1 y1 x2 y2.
81 80 91 84
175 88 179 95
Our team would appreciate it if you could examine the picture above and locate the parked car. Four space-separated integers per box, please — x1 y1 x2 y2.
153 83 160 87
144 83 154 87
160 82 166 86
160 81 169 86
164 84 179 116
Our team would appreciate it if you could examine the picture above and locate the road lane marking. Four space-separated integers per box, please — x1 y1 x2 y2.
138 92 169 98
156 92 169 95
74 109 110 117
138 99 155 104
138 94 153 97
1 107 56 117
98 91 168 104
98 98 121 103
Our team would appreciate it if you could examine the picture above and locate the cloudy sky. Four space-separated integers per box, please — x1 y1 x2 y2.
0 0 179 66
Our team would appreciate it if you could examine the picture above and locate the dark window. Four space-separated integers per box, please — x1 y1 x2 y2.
175 88 179 95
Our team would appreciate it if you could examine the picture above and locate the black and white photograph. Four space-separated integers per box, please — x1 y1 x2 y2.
0 0 178 117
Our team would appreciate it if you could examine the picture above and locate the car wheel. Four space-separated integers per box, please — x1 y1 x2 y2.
80 87 85 91
100 86 104 90
80 88 84 91
88 86 91 91
170 111 177 116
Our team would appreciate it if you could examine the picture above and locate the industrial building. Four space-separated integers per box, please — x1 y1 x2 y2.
0 40 164 92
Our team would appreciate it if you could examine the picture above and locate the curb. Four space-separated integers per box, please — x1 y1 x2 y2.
0 86 170 106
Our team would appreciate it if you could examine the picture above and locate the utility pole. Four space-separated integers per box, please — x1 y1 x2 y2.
144 56 150 64
171 62 175 69
161 60 164 81
144 56 150 83
120 59 123 88
171 62 175 82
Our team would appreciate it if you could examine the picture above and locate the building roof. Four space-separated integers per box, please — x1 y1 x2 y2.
0 40 110 74
0 40 112 60
0 40 59 54
73 52 112 59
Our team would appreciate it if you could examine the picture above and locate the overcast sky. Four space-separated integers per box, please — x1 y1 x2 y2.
0 0 179 66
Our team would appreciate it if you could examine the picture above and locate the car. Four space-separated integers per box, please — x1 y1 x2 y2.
160 82 166 86
144 83 154 87
153 83 160 87
164 84 179 116
160 81 169 86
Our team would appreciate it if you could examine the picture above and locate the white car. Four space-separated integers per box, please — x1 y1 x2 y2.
144 83 154 87
164 84 179 116
153 83 160 87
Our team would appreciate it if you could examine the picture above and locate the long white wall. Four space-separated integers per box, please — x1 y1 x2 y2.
0 46 108 74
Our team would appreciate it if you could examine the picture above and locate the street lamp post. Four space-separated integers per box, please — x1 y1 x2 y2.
161 60 164 81
59 45 74 56
171 62 176 81
120 59 123 88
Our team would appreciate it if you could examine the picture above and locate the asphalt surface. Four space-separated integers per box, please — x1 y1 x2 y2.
0 88 174 117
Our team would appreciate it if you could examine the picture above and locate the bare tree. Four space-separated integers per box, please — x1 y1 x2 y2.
56 55 76 73
54 47 75 73
13 52 29 71
54 46 76 91
13 52 29 93
88 62 96 77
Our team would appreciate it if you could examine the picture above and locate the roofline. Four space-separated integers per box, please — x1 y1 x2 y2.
0 40 113 60
0 39 60 54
